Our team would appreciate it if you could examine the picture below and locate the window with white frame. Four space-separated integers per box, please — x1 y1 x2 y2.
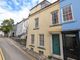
39 34 44 46
62 5 73 22
35 18 39 28
31 34 34 44
52 10 58 24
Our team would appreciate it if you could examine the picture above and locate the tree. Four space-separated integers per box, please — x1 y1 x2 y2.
0 18 14 37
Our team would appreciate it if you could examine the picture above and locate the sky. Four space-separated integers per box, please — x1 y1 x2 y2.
0 0 57 24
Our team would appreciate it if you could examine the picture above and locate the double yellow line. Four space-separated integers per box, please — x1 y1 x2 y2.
0 48 5 60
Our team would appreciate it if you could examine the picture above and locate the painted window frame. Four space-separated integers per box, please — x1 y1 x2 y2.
35 18 39 28
61 4 74 23
51 10 59 25
39 34 44 47
31 34 35 44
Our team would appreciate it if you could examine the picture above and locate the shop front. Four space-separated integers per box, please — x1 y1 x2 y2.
62 30 80 60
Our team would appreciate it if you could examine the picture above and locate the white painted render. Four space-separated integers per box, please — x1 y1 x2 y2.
0 31 4 37
16 19 28 39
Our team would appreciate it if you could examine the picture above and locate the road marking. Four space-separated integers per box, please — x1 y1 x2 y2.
0 48 5 60
7 38 36 60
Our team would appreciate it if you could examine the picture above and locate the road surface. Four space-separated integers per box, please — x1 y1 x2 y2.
0 38 34 60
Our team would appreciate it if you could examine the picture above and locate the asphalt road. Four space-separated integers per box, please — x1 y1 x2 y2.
0 38 33 60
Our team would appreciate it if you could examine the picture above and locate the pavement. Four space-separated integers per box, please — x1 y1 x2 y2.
0 37 36 60
11 37 47 60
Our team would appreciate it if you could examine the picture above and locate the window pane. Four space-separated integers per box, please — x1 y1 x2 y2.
52 10 58 24
63 14 67 21
35 18 39 28
63 5 73 21
39 34 44 46
63 8 66 14
31 34 34 44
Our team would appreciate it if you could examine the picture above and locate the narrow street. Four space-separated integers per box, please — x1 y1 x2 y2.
0 38 34 60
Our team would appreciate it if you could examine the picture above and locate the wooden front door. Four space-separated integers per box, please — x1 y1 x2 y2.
52 34 60 55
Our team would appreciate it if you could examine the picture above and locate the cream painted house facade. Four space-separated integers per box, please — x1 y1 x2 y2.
26 0 64 60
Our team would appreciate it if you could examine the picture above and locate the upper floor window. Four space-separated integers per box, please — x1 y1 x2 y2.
35 18 39 28
62 5 73 22
31 34 35 44
39 34 44 46
52 10 58 24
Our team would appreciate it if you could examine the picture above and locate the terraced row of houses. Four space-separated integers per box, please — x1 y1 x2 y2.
10 18 28 39
11 0 80 60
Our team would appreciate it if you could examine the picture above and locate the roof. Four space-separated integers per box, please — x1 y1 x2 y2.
16 18 28 25
30 0 51 11
29 0 59 17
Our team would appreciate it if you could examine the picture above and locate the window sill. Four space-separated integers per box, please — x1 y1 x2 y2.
37 46 45 50
50 24 61 27
62 20 75 24
33 28 39 30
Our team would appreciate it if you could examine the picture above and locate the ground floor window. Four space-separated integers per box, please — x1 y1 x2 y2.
39 34 44 46
52 34 60 55
31 34 35 44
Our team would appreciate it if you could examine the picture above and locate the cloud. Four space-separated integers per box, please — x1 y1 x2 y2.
0 0 33 24
0 0 57 25
0 6 29 24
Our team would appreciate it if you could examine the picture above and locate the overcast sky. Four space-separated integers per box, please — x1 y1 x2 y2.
0 0 57 24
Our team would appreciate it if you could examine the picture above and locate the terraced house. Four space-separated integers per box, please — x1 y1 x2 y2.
26 0 80 60
60 0 80 60
26 0 63 59
15 18 28 39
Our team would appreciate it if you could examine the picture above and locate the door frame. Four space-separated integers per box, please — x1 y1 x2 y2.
50 32 64 59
